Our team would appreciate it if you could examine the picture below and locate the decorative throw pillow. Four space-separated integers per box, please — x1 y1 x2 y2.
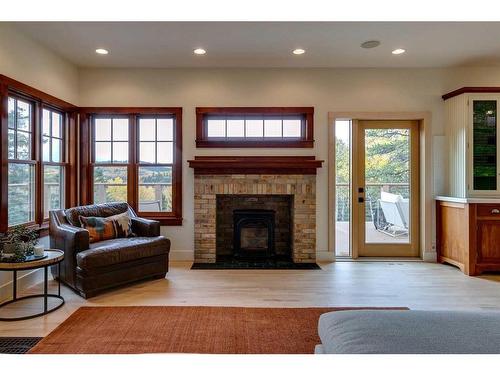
79 216 116 243
79 212 132 243
108 211 133 238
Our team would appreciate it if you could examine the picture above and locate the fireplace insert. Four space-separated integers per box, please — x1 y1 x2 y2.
233 209 275 260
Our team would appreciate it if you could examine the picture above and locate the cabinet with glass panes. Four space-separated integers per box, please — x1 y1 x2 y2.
437 89 500 276
442 91 500 197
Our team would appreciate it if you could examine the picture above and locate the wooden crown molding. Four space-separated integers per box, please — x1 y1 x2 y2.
188 156 324 175
442 87 500 101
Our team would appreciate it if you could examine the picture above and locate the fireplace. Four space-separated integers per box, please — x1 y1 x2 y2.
216 194 292 262
233 209 275 260
190 156 323 264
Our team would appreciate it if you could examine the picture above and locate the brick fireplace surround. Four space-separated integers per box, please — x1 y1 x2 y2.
189 157 323 263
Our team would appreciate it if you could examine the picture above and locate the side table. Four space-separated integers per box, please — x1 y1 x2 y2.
0 249 65 321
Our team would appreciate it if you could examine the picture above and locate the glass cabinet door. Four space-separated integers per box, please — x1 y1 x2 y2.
472 100 497 191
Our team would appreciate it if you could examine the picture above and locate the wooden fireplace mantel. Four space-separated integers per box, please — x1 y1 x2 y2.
187 156 324 175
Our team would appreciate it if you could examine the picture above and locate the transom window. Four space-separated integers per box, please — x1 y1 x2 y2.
87 109 182 225
196 107 314 148
206 115 303 139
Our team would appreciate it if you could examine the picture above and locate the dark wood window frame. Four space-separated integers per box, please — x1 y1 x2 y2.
42 106 66 220
0 74 78 234
196 107 314 148
80 107 183 226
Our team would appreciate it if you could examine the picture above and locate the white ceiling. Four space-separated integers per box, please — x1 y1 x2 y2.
12 22 500 68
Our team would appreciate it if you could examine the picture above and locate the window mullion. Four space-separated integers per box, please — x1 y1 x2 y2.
129 114 136 211
34 101 42 226
14 99 18 159
110 118 114 164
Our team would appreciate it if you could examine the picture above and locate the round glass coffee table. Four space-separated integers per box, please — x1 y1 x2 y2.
0 249 65 321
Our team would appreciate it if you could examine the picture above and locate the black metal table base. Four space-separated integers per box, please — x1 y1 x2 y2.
0 263 65 322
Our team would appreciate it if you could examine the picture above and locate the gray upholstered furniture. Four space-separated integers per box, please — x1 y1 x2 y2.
318 310 500 354
49 202 170 299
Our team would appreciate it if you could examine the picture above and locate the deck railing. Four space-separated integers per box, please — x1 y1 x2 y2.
335 182 410 221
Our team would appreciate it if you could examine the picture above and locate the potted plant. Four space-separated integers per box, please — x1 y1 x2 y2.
0 225 39 262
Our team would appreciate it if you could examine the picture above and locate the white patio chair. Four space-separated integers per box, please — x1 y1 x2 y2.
138 200 161 212
377 191 410 237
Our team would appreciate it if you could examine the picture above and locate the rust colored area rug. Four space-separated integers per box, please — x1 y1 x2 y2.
29 306 405 354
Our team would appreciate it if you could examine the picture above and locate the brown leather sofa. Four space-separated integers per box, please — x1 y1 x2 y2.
49 202 170 298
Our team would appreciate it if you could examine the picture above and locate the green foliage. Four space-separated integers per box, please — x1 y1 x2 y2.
0 225 39 262
364 129 409 184
106 177 127 202
335 128 410 221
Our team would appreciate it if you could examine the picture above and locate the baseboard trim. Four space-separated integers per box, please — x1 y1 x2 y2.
316 251 335 263
0 269 45 302
422 251 437 263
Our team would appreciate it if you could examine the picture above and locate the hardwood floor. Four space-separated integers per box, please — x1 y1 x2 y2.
1 260 500 337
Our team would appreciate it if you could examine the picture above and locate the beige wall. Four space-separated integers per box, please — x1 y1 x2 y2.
3 22 500 264
78 67 449 260
0 23 79 103
0 24 79 297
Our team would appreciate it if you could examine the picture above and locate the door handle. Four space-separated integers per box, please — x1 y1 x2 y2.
491 209 500 214
358 197 364 203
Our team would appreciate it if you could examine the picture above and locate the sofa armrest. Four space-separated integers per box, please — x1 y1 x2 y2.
51 223 90 253
131 217 160 237
49 210 90 290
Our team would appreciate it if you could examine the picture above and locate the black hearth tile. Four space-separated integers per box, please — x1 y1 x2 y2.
191 261 321 270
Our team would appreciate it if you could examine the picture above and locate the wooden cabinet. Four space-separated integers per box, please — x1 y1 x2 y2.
437 199 500 275
440 88 500 275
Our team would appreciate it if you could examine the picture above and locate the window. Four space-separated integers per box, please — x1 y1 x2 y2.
6 96 69 227
196 107 314 148
138 116 174 213
1 74 76 233
87 109 182 225
472 100 497 191
7 96 35 226
42 108 65 218
92 116 130 204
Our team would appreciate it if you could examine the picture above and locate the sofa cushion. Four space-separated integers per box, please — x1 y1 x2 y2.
318 310 500 354
65 202 130 227
80 212 133 243
76 236 170 270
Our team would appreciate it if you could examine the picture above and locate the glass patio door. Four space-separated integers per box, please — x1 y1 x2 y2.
355 120 419 257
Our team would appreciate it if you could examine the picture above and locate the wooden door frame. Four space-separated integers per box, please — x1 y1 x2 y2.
328 112 433 260
356 120 420 257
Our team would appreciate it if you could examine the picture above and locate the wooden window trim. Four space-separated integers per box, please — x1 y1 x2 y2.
0 75 78 233
80 107 183 226
195 107 314 148
41 106 67 221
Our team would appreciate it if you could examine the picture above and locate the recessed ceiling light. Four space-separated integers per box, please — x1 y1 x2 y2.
194 48 206 55
293 48 305 55
95 48 109 55
361 40 381 49
392 48 406 55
